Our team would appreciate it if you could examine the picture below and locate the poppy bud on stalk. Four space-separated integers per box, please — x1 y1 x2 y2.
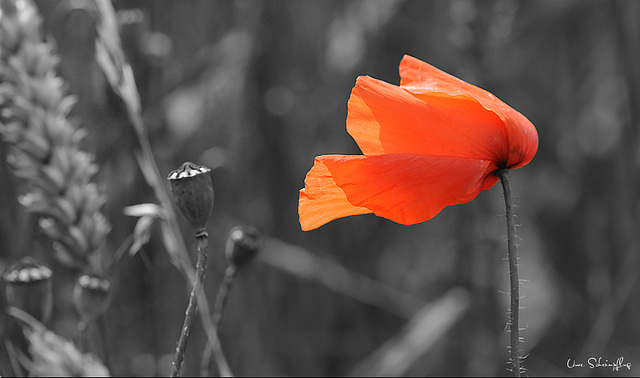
3 257 53 323
225 226 261 267
167 162 214 233
73 273 111 323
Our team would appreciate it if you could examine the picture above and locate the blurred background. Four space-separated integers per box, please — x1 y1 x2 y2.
1 0 640 376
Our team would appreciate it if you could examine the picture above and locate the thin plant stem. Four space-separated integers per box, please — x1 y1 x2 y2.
496 168 521 377
5 339 24 377
171 233 209 377
77 321 88 352
214 265 237 328
200 264 237 377
77 318 111 370
98 314 111 372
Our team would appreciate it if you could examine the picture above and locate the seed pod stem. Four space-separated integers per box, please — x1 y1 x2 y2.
212 264 236 330
171 232 209 377
200 263 236 377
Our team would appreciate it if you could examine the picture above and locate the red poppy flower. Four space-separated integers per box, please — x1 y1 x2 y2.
299 55 538 231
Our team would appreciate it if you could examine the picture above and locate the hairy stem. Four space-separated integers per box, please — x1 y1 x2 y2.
496 168 521 376
171 233 209 377
200 264 237 377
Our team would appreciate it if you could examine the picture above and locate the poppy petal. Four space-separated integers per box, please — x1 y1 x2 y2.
347 75 509 165
399 55 538 168
399 54 493 99
299 156 372 231
321 154 493 226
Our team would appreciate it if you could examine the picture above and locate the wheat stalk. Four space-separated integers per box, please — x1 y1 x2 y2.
0 0 111 270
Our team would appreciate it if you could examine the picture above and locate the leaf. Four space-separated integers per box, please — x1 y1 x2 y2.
123 202 164 218
129 215 156 255
94 0 142 124
123 203 165 255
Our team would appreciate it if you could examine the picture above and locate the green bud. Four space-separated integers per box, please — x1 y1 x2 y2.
167 162 213 233
3 257 53 323
225 226 261 267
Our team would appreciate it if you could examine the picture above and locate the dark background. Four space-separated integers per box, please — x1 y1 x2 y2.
1 0 640 376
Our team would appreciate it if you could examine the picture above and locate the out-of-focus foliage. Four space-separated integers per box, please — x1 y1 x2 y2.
8 307 110 376
1 0 639 376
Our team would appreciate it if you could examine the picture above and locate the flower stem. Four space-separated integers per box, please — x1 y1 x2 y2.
214 265 237 327
496 168 521 376
200 264 237 377
77 321 88 352
98 314 112 372
171 232 209 377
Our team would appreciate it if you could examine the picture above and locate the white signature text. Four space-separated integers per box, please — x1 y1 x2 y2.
566 357 631 372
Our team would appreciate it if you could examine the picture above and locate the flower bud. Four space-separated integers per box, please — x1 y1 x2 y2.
167 162 213 233
3 257 53 323
73 273 111 323
225 226 261 267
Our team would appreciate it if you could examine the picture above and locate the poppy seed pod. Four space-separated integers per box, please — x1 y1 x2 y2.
73 273 111 323
167 162 214 233
225 226 261 267
3 257 53 323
